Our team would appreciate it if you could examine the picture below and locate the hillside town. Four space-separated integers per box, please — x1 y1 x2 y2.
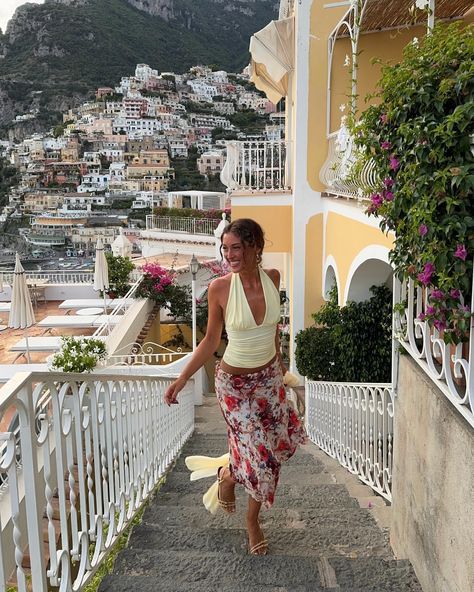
0 63 282 264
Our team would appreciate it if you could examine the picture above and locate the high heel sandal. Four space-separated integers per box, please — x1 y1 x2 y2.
217 466 236 513
248 526 268 556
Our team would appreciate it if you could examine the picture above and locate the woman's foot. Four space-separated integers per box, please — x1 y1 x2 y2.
247 518 268 555
217 466 236 513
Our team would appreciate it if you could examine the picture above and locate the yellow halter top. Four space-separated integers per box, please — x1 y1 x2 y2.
223 268 281 368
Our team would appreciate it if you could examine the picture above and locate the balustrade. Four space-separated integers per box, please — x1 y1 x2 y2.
0 370 194 591
220 140 289 192
145 216 221 236
319 130 378 200
305 381 394 501
394 276 474 428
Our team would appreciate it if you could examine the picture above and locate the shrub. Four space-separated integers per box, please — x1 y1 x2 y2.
136 262 191 319
295 285 392 382
105 252 134 297
50 336 107 373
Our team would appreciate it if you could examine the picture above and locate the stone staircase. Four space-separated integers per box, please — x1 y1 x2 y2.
98 395 422 592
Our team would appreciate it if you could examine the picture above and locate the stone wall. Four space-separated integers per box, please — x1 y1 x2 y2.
391 355 474 592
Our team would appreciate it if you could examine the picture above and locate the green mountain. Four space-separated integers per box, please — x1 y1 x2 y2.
0 0 276 132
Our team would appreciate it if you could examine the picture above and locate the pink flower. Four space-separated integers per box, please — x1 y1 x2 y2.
383 177 394 188
454 244 467 261
418 224 428 236
380 113 388 124
384 191 394 201
433 319 446 332
389 155 400 171
450 289 461 299
417 262 435 286
425 305 435 315
418 312 426 321
381 141 392 150
430 289 445 300
371 193 383 207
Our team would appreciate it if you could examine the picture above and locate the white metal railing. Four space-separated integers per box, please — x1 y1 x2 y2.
220 140 289 192
0 370 194 591
145 216 221 235
319 130 378 200
0 270 142 285
107 341 188 367
394 276 474 428
93 278 141 338
306 381 394 501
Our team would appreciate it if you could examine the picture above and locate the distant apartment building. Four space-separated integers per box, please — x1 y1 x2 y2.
168 139 188 158
197 150 226 175
186 80 218 101
62 193 107 209
188 113 232 130
20 193 61 214
135 64 159 82
77 172 110 193
123 98 149 118
112 117 162 137
96 87 114 99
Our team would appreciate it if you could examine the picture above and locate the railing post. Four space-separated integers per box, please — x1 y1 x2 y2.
17 382 48 591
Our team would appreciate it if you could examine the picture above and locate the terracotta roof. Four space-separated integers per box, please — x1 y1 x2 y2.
338 0 472 36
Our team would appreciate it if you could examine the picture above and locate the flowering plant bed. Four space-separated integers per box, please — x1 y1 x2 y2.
137 262 191 319
49 336 107 373
350 23 474 344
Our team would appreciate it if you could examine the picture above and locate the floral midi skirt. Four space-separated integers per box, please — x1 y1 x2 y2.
215 358 307 508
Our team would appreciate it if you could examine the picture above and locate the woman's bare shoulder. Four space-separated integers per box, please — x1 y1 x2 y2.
263 268 280 286
208 273 232 295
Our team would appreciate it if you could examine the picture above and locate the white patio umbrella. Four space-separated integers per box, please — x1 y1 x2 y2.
93 238 110 332
8 254 35 363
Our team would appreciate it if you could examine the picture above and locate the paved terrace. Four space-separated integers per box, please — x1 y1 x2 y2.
99 394 422 592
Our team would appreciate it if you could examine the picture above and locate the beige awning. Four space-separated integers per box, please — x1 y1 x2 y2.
249 17 294 105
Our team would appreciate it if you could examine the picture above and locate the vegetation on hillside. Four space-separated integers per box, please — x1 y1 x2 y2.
0 0 276 129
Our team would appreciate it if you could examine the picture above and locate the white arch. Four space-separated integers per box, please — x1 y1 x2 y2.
322 255 341 303
344 245 392 304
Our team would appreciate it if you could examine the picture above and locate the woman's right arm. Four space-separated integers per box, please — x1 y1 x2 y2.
164 279 224 405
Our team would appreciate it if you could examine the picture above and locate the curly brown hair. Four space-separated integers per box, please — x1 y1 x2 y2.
221 218 265 265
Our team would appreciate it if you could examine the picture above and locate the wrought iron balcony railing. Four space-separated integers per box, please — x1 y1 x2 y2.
220 140 290 193
319 130 379 201
145 215 221 236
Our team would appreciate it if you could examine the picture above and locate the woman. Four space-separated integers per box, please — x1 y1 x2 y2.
164 218 306 555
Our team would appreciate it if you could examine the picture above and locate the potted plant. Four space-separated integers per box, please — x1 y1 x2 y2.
49 336 107 373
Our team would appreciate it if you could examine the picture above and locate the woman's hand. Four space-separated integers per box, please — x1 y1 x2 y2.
164 376 187 406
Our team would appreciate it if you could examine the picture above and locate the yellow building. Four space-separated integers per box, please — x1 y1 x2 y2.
221 3 474 592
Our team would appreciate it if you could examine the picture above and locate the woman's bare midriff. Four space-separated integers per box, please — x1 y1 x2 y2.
219 354 278 376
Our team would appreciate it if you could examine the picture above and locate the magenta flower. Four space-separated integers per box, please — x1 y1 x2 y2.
425 305 436 315
450 289 461 299
383 177 394 188
454 244 467 261
417 262 435 286
380 113 388 124
371 193 383 207
459 304 471 313
389 155 400 171
430 289 444 300
417 312 426 321
384 191 394 201
381 140 392 150
418 224 428 236
433 319 446 332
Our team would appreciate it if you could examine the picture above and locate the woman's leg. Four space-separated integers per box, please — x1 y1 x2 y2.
246 496 267 555
218 466 236 512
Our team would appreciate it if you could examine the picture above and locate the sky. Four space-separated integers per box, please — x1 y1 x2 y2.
0 0 44 33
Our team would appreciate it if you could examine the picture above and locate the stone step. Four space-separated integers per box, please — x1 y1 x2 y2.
154 484 359 510
108 549 422 592
141 504 383 532
162 465 331 489
127 521 391 559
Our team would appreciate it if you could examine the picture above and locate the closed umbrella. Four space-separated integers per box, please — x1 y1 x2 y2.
8 253 35 362
94 238 110 332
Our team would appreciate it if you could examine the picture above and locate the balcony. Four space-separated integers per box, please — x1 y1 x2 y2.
145 215 221 236
319 130 378 201
220 140 290 194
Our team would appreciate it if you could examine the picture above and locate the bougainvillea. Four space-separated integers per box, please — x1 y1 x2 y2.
137 262 191 319
350 23 474 344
